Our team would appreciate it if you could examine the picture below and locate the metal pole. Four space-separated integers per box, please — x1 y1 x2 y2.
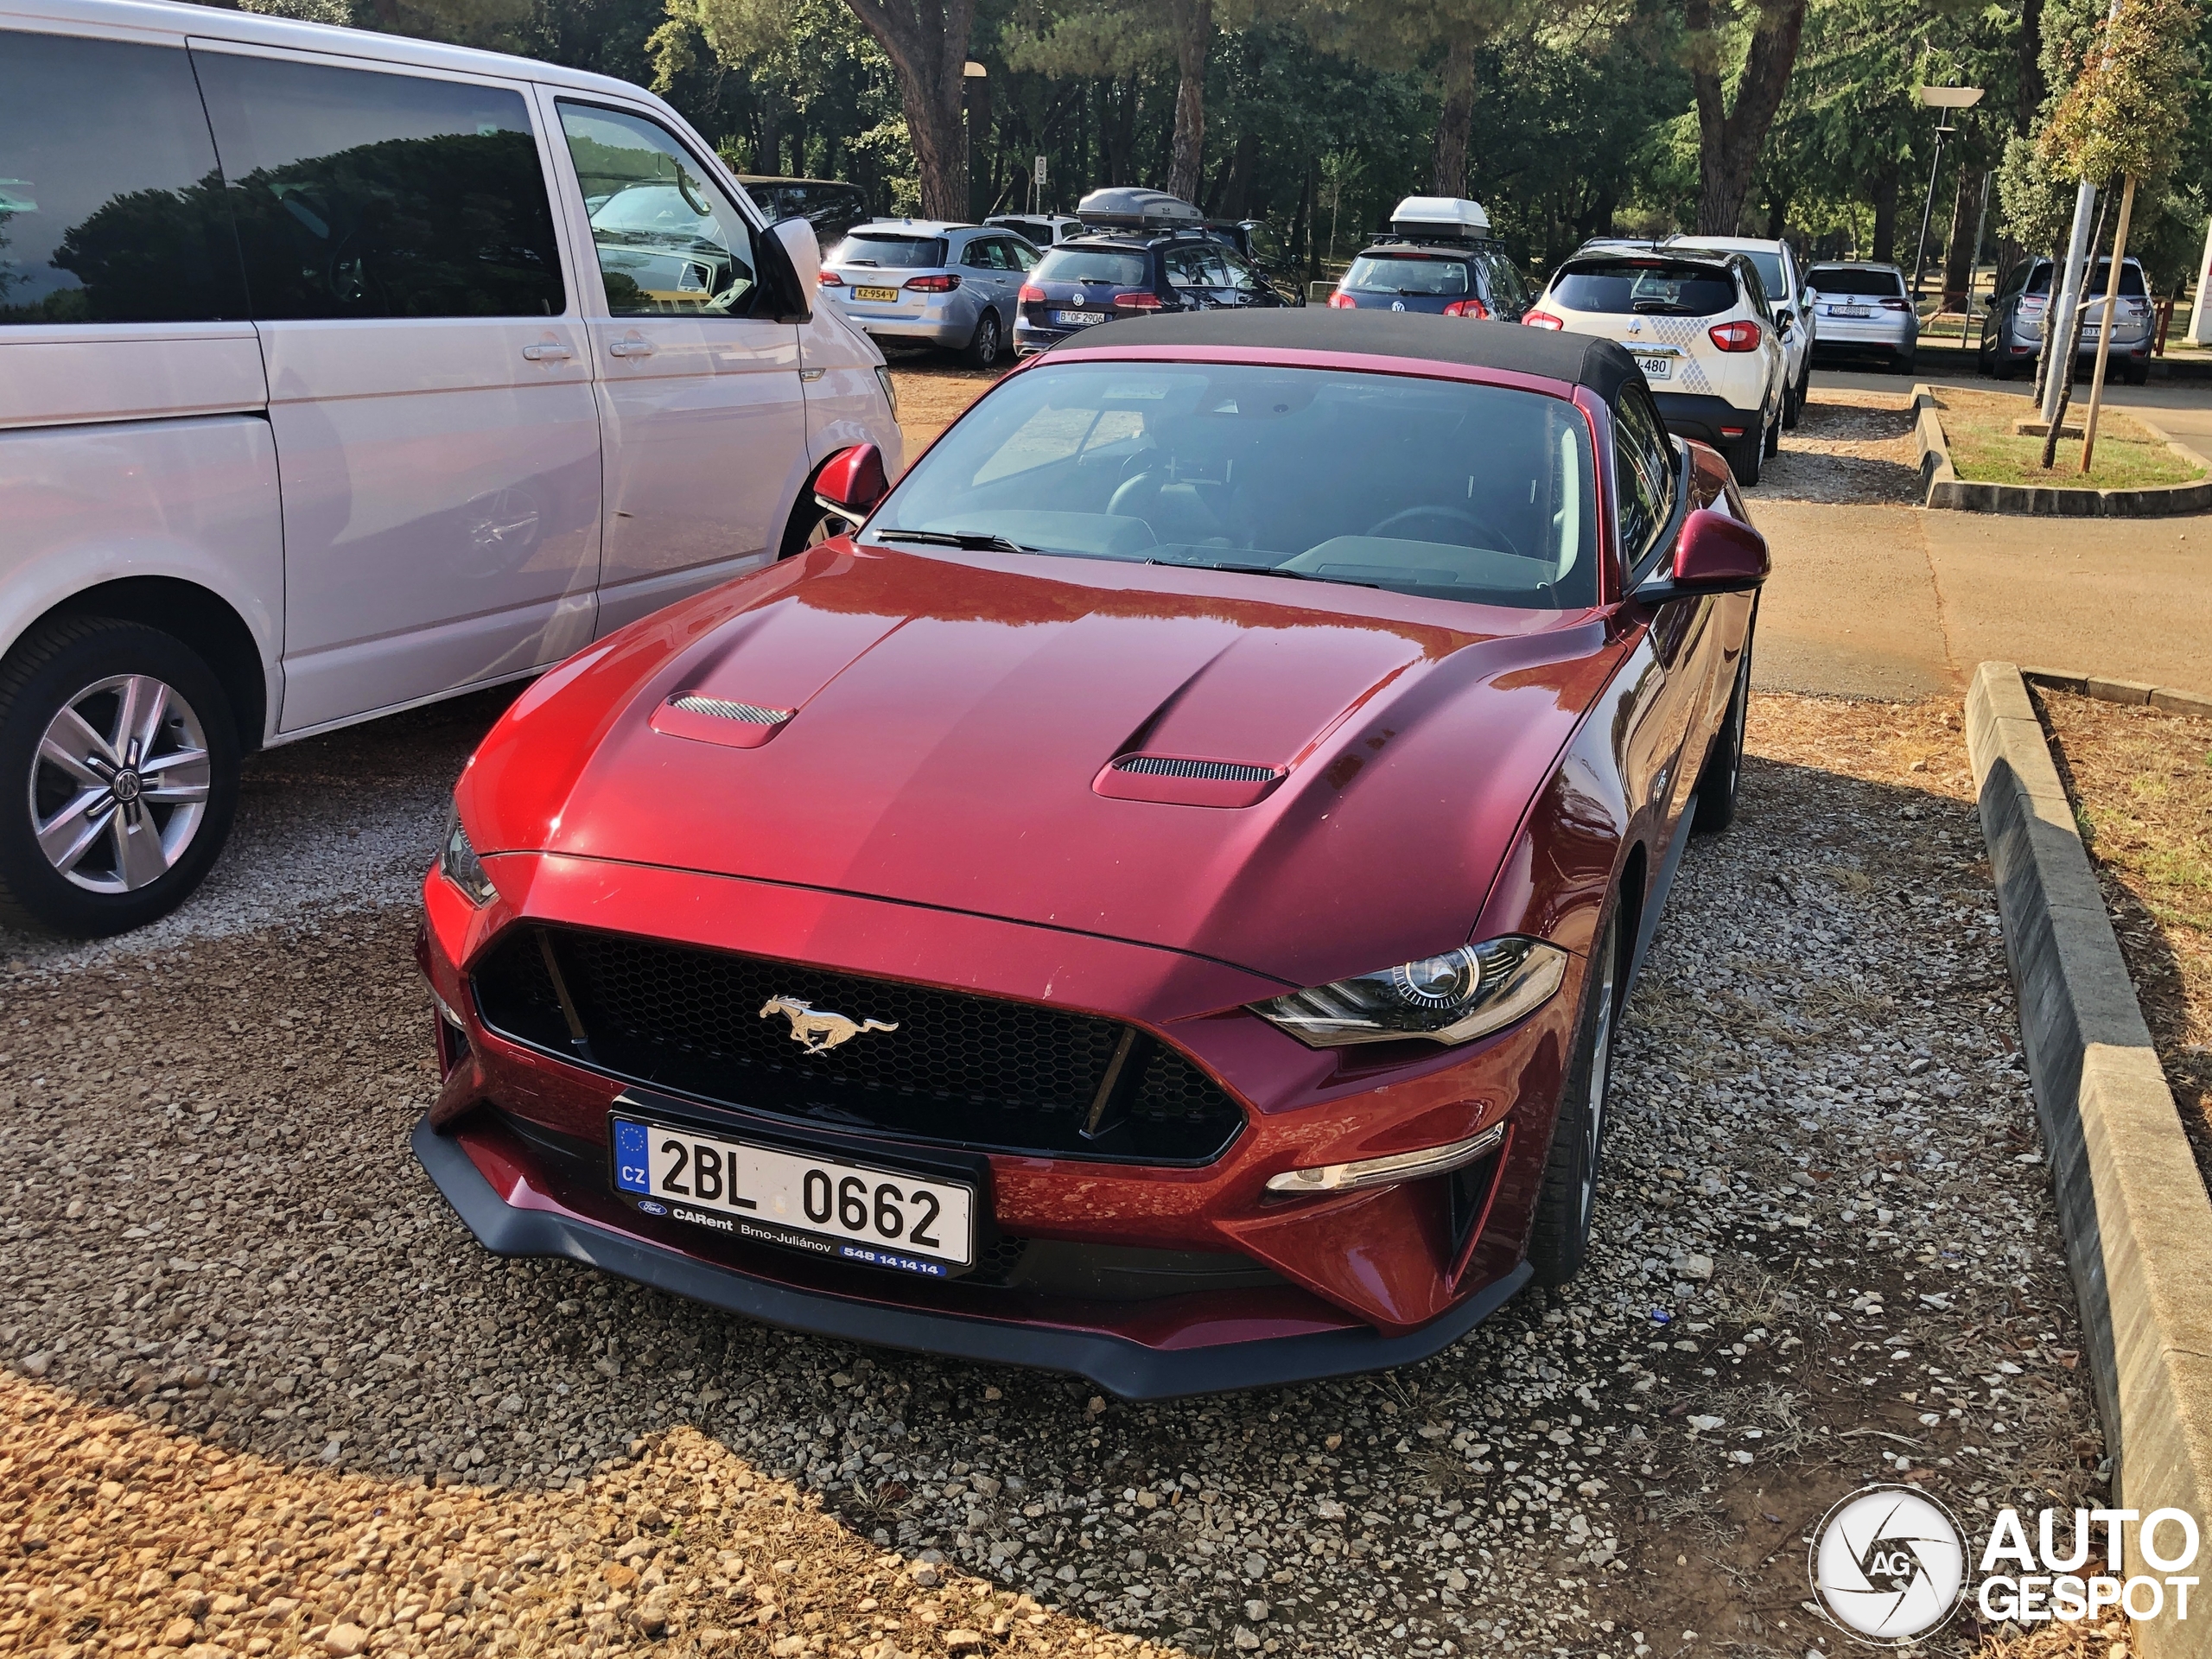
2042 181 2100 422
2187 213 2212 344
1910 125 1948 302
1961 169 1991 345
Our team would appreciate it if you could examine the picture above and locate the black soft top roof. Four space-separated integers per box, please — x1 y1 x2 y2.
1059 309 1637 404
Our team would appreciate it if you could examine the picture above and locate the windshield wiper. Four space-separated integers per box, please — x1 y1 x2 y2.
1149 559 1379 589
1630 300 1698 315
873 528 1039 553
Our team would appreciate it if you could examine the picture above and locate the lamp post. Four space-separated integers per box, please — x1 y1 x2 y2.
1910 86 1983 307
963 60 989 222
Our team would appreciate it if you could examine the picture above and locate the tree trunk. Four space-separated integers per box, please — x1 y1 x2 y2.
1764 185 1789 241
1431 35 1477 197
1686 0 1810 236
1300 155 1319 276
1219 126 1260 220
842 0 978 220
1870 162 1899 264
1166 0 1210 203
758 92 784 179
2015 0 2045 137
1941 167 1983 311
1102 73 1139 186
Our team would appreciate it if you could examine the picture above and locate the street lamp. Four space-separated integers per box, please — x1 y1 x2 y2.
1910 86 1984 306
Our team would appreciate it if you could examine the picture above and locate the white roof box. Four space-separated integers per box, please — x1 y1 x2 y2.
1389 196 1491 240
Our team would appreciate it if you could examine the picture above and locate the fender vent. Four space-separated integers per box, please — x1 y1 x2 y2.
1112 755 1278 783
671 695 791 726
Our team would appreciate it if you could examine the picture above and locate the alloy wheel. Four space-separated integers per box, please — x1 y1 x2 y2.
29 673 213 893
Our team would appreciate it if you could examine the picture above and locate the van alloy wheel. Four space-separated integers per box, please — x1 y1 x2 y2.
31 672 213 893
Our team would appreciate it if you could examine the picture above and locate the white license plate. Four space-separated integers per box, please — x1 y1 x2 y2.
612 1116 975 1275
1637 355 1672 380
1832 306 1873 318
1052 309 1108 326
852 285 899 303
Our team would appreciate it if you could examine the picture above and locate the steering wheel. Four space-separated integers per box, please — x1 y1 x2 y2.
1363 504 1526 562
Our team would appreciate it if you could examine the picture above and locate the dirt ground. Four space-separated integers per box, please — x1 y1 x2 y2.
2035 687 2212 1198
1754 390 1926 506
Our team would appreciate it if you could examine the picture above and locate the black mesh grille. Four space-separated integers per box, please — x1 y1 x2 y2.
1114 755 1278 782
472 926 1245 1165
670 695 790 725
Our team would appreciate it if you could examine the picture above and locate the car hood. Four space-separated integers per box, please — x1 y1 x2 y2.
463 543 1624 991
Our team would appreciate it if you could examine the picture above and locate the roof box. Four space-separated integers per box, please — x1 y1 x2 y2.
1389 195 1491 241
1077 187 1205 232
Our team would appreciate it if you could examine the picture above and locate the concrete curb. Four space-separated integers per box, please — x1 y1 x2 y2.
1968 661 2212 1650
2021 668 2212 720
1913 385 2212 516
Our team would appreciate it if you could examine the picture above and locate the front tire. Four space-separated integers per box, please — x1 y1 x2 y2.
960 309 1003 370
0 618 240 937
1527 904 1624 1286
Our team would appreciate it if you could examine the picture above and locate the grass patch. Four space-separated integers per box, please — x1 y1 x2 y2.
1935 385 2205 488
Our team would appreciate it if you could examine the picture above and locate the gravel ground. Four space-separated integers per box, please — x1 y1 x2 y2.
0 690 2103 1659
1751 391 1925 506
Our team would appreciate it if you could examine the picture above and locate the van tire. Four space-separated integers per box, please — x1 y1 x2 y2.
0 618 240 938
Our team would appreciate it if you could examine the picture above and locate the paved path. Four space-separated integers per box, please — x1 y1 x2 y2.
1747 372 2212 701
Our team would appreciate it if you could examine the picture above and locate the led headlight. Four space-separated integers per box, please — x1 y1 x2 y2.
1249 937 1569 1048
438 802 497 906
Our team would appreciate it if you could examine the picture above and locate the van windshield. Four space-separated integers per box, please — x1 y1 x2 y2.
867 362 1599 611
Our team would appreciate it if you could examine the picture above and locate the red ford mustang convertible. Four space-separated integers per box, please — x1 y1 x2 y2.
413 311 1766 1397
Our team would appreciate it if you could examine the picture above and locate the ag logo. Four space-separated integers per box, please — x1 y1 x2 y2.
1809 1485 1967 1644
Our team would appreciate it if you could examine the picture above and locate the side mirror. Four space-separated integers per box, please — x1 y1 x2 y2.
1637 507 1769 599
812 442 888 525
1777 311 1795 335
764 216 820 323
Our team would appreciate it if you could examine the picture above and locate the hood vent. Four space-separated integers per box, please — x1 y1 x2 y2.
1095 753 1287 809
1113 756 1277 783
671 695 792 726
650 692 796 750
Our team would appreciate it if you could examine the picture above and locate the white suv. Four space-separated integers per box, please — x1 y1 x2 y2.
1662 234 1815 427
0 0 901 937
1527 245 1789 486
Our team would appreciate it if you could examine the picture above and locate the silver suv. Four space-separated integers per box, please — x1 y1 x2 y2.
1979 255 2153 385
0 0 900 936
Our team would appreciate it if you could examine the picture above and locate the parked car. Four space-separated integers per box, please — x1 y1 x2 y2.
1329 196 1529 321
820 221 1039 367
1013 227 1290 355
1528 245 1789 485
740 175 871 245
1978 255 2153 385
1663 234 1815 426
415 308 1769 1397
0 0 899 938
985 213 1085 248
1803 262 1919 374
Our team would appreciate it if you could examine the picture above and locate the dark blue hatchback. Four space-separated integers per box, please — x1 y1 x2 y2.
1014 232 1287 355
1328 241 1529 321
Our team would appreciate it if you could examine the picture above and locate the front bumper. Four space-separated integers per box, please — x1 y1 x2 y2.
412 854 1579 1395
414 1113 1530 1398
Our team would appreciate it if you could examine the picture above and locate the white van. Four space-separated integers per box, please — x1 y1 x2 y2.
0 0 901 937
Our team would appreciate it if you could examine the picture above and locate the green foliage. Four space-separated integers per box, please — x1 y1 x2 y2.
2040 0 2202 186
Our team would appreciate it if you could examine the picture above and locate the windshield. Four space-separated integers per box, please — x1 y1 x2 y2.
1552 258 1737 317
867 362 1598 610
1344 254 1469 296
1809 266 1905 298
1034 248 1149 288
829 232 944 268
590 182 717 240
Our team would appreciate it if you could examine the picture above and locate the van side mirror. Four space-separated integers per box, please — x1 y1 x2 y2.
1636 507 1770 599
760 216 819 323
813 442 888 524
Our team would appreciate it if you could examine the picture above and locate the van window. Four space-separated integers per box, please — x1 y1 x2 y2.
194 53 563 320
0 31 248 325
562 104 762 317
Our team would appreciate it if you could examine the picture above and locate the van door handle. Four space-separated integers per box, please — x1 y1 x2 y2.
607 334 655 359
521 343 571 361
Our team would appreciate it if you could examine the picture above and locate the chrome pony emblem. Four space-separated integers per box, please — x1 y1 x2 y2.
760 995 899 1054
